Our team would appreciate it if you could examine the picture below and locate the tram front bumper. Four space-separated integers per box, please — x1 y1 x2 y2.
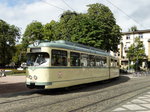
26 82 52 89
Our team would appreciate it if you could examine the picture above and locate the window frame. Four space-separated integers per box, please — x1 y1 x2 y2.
51 49 68 66
70 52 81 67
26 52 50 67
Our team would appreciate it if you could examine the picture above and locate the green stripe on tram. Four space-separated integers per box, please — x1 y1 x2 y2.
27 66 110 70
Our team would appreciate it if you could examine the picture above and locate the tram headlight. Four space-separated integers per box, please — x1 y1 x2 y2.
34 75 38 80
27 75 32 80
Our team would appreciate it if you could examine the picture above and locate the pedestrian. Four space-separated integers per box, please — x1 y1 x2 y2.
0 70 6 77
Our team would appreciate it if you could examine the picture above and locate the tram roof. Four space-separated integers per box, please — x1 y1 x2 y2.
28 40 111 56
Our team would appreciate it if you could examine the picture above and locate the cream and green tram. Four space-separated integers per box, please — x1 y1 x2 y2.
26 40 119 89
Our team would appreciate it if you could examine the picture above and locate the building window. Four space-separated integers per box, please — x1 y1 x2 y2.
139 34 143 38
111 59 118 67
126 35 130 40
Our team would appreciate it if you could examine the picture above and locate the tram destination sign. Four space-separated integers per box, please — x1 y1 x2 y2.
30 48 41 52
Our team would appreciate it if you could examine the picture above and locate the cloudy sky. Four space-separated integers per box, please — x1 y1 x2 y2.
0 0 150 34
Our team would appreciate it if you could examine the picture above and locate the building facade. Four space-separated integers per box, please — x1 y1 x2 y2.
118 29 150 69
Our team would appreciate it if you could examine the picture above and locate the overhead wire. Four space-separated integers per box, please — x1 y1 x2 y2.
40 0 66 11
61 0 75 11
105 0 146 29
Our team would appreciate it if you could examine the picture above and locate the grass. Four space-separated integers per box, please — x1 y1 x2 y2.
12 73 26 76
0 69 26 76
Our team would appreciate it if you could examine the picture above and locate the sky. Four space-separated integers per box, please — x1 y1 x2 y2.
0 0 150 34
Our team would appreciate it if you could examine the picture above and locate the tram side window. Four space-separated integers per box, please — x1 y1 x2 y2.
70 52 80 66
81 54 89 67
95 56 107 67
95 56 101 67
89 55 95 67
51 50 67 66
101 57 107 67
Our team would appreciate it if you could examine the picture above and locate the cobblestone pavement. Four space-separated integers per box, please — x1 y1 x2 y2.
113 89 150 112
0 75 150 112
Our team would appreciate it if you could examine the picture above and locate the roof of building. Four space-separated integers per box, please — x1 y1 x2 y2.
122 29 150 35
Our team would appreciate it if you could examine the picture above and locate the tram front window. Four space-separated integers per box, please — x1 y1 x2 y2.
27 53 49 66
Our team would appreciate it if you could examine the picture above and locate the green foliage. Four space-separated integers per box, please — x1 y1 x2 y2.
0 19 20 66
54 10 80 41
52 4 121 51
86 3 121 51
22 21 44 49
22 3 121 52
127 37 146 62
12 44 26 66
43 20 57 41
128 25 138 32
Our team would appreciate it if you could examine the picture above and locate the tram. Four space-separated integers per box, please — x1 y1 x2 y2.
26 40 119 89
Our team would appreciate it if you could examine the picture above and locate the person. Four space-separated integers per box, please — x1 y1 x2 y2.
0 70 6 77
39 54 50 66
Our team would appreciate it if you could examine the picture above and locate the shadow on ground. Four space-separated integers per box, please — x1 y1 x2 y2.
0 76 130 97
0 83 30 95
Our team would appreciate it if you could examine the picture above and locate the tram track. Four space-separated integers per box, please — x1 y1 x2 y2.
70 83 150 112
0 76 146 105
0 76 150 112
23 80 150 112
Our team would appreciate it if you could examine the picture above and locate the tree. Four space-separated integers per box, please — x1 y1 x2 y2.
55 10 79 41
0 19 20 67
22 3 121 53
86 3 121 51
43 20 57 41
54 4 121 52
128 25 138 32
12 44 26 66
22 21 44 49
127 37 146 70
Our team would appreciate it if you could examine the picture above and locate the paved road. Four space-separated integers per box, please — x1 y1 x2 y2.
0 75 150 112
0 76 31 95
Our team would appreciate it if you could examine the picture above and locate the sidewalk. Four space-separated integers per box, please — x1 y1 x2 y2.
112 74 150 111
0 76 31 95
113 91 150 112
